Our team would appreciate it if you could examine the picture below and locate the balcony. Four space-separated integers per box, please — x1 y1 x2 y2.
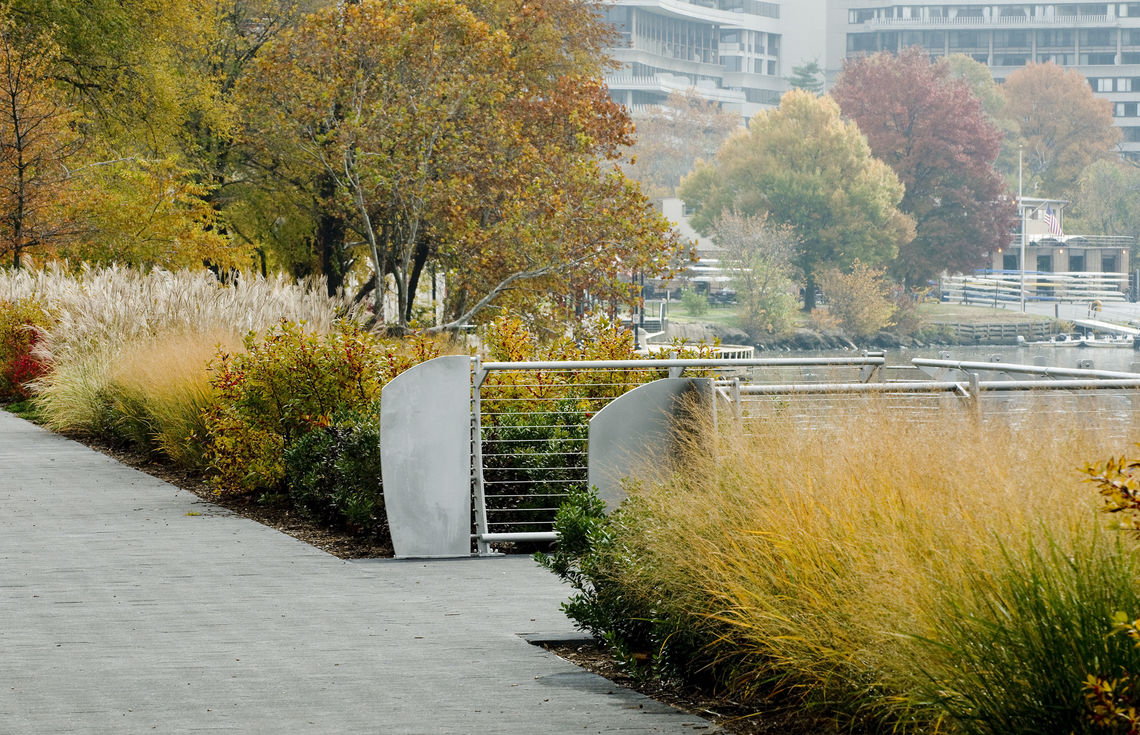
860 15 1115 29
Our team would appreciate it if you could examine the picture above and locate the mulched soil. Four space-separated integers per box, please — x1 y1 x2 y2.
541 640 850 735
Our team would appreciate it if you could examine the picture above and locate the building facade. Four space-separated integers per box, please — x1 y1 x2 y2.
825 2 1140 156
602 0 827 117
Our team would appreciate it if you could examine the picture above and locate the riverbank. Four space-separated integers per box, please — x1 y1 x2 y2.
660 302 1067 351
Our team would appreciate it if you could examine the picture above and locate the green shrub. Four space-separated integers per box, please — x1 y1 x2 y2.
535 486 712 681
680 289 709 316
284 406 385 535
204 321 388 496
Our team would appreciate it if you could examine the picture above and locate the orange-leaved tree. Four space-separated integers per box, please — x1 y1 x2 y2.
1003 62 1120 197
240 0 684 330
0 20 79 268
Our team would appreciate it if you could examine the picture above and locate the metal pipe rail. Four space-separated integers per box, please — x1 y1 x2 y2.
912 358 1140 380
734 379 1140 395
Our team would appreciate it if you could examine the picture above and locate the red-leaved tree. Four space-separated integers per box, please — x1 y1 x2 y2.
833 47 1015 286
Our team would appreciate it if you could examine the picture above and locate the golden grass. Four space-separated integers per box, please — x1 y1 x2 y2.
109 330 241 468
618 396 1137 726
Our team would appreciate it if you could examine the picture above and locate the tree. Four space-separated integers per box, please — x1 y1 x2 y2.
1002 62 1120 196
0 22 78 268
625 90 740 199
945 53 1024 188
788 60 824 94
712 211 796 337
1068 160 1140 242
833 48 1015 286
241 0 683 329
679 90 914 311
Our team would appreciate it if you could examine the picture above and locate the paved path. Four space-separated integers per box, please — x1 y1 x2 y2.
0 410 716 734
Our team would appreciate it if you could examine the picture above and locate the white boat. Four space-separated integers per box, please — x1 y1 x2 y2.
1077 334 1135 348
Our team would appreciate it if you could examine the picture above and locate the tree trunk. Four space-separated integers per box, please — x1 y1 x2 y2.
404 235 430 324
315 175 346 297
803 270 816 312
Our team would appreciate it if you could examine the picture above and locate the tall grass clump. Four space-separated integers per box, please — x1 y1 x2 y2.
562 396 1140 732
1 265 364 443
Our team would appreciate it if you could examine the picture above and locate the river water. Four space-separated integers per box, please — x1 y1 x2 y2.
804 343 1140 374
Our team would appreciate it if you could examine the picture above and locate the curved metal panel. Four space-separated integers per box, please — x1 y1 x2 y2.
381 356 472 558
587 378 712 510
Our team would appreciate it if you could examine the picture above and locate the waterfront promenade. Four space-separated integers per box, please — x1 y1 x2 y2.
0 410 715 734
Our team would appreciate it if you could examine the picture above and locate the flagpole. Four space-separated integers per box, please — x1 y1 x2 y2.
1019 147 1026 313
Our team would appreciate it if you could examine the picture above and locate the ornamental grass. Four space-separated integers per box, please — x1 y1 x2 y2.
608 397 1140 732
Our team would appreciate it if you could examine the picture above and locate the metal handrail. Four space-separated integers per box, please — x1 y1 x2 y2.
912 358 1140 380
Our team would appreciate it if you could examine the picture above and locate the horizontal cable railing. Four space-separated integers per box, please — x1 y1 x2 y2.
470 355 885 553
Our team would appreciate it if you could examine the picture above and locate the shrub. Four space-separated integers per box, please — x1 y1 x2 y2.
204 321 389 496
0 297 50 400
204 321 442 496
819 260 896 338
680 288 709 316
284 406 385 535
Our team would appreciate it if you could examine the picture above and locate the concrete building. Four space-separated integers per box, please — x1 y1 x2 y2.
602 0 827 117
825 1 1140 157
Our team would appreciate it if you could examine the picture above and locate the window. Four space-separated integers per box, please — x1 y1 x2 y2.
850 8 876 23
1121 78 1134 92
1069 253 1085 272
767 59 777 75
1081 53 1116 65
1037 30 1074 48
1096 77 1114 91
1080 29 1114 48
995 55 1030 66
950 31 982 49
995 30 1030 48
848 33 880 53
1125 4 1140 18
1123 52 1140 64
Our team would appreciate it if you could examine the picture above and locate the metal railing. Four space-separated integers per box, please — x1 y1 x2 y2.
469 355 885 553
466 354 1140 554
941 271 1129 304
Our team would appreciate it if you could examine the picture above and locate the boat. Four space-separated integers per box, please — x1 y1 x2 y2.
1077 334 1135 348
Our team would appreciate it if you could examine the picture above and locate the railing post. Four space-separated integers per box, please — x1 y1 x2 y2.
471 357 492 556
968 372 981 421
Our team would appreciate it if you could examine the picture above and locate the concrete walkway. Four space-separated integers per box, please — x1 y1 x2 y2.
0 410 717 734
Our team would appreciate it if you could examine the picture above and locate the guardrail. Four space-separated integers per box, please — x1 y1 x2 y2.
469 355 885 554
382 354 1140 557
941 272 1129 305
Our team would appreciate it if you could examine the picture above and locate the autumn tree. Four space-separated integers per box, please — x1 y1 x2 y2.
242 0 682 329
625 90 741 199
945 53 1023 188
679 90 914 311
1002 62 1120 196
833 48 1015 286
0 22 78 268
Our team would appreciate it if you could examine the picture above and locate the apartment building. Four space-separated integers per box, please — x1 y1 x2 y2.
602 0 827 116
825 2 1140 156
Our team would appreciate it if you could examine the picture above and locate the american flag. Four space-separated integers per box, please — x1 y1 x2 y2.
1043 205 1063 237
